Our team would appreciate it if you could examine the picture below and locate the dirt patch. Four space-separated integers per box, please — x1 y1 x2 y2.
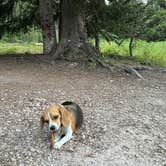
0 56 166 166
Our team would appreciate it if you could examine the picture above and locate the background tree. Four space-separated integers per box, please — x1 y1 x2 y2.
85 0 106 51
53 0 97 61
143 0 166 41
103 0 150 57
0 0 165 62
39 0 56 54
0 0 39 37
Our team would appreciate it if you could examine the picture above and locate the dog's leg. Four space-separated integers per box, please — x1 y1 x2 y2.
54 125 73 149
55 133 61 142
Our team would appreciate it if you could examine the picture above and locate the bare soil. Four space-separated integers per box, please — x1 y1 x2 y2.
0 56 166 166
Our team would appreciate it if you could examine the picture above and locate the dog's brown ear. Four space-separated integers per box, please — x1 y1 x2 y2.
40 111 47 129
59 107 69 128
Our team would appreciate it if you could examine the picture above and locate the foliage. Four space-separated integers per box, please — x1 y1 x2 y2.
0 0 39 38
147 0 166 9
0 0 165 64
1 27 42 43
84 0 105 37
0 0 165 42
100 39 166 67
143 9 166 41
1 39 165 67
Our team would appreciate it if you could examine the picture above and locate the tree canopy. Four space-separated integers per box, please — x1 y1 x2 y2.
0 0 165 55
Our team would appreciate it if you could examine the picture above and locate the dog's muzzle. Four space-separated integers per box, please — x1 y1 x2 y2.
50 125 58 132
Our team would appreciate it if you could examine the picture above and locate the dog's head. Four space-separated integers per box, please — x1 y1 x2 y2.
40 104 68 132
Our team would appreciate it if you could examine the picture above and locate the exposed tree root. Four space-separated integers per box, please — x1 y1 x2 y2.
122 65 144 79
29 55 166 79
95 59 114 71
26 54 54 65
132 65 152 71
95 58 145 79
156 68 166 73
7 54 164 80
25 55 156 80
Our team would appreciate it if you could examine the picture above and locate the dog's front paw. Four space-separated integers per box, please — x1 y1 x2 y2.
54 142 62 150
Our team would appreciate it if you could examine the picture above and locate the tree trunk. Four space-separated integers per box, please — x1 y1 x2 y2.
129 37 134 57
39 0 56 54
95 34 100 51
54 0 96 61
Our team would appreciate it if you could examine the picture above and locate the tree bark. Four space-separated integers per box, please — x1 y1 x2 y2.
129 37 134 57
95 34 100 51
54 0 96 61
39 0 56 54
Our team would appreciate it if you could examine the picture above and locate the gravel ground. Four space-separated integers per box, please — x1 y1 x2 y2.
0 57 166 166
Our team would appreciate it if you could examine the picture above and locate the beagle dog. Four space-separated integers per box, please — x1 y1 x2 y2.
40 101 83 149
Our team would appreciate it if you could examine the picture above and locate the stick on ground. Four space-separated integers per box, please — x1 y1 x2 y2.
50 132 55 149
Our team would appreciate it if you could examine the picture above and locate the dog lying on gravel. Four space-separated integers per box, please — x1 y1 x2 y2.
40 101 83 149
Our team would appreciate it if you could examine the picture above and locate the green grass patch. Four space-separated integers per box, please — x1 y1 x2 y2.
0 42 43 55
1 27 42 43
0 39 165 68
100 40 166 67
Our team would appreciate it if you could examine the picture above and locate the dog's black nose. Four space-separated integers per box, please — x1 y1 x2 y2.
50 126 55 131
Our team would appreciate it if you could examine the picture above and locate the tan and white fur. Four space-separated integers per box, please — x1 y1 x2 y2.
40 101 83 149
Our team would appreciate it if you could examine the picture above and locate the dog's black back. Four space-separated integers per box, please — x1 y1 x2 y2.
61 101 83 129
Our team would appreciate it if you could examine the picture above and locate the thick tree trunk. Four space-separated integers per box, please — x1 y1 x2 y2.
39 0 56 54
129 37 134 57
54 0 96 61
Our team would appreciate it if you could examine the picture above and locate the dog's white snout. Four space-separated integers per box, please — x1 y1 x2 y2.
49 124 59 131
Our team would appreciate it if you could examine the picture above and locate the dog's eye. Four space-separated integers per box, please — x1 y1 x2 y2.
54 115 58 120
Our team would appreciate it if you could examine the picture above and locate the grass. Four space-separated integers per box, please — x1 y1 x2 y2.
100 40 166 67
0 37 165 67
0 42 43 55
